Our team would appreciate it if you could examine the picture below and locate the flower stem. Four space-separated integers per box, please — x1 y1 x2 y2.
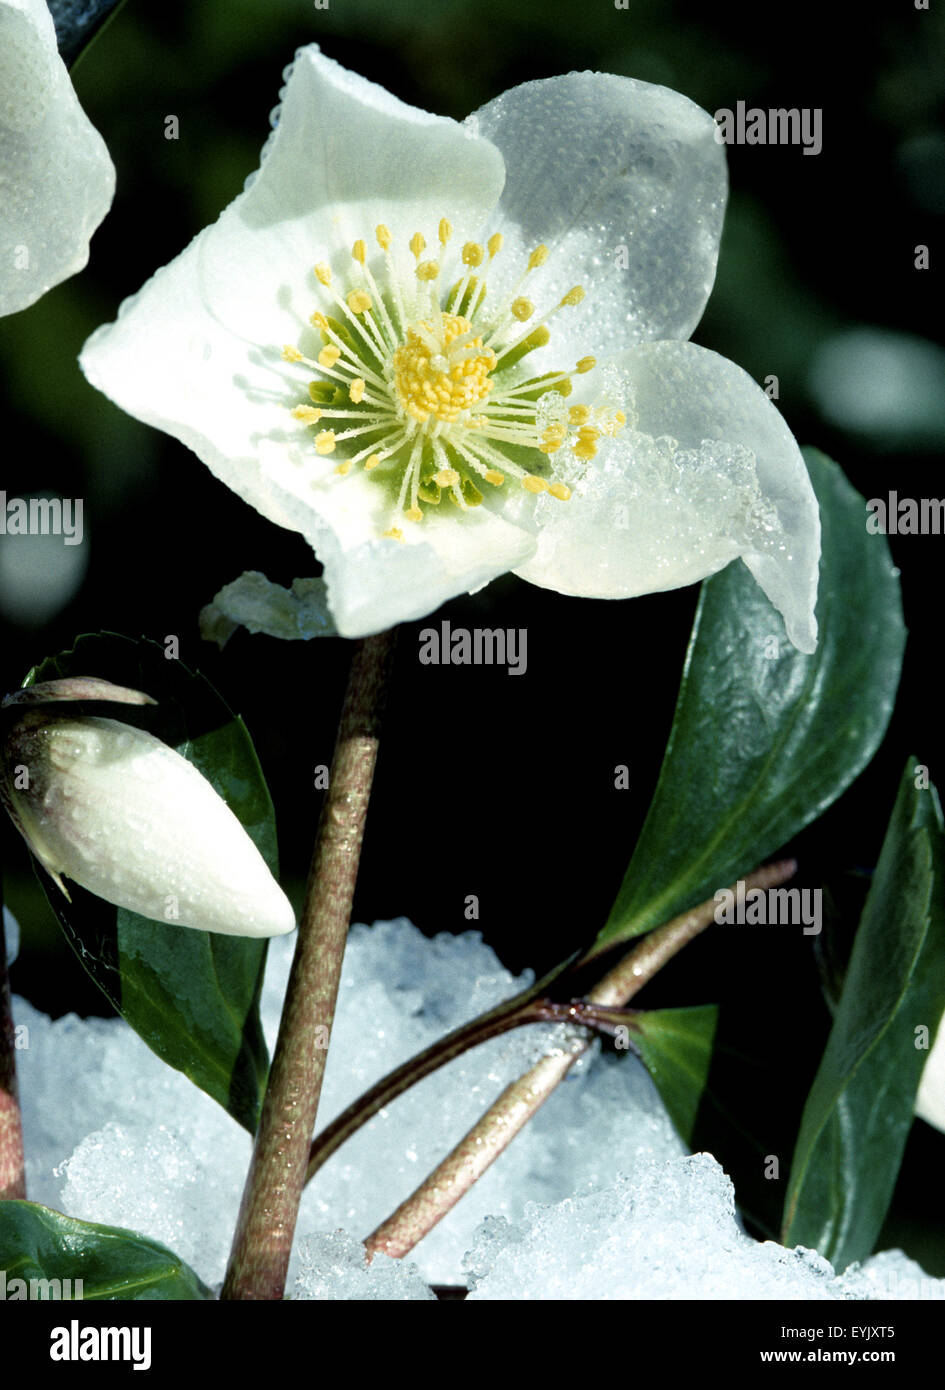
221 629 396 1300
0 875 26 1201
363 858 798 1260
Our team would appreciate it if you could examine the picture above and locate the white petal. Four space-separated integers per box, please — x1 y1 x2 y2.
9 715 295 937
515 342 820 653
80 43 518 636
916 1016 945 1134
468 72 727 364
0 0 114 316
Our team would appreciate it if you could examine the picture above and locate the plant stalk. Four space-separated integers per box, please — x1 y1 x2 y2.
364 858 798 1260
222 629 396 1299
0 879 26 1201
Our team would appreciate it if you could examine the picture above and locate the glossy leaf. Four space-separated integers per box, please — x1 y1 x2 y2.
629 1005 718 1146
17 633 274 1132
0 1200 212 1300
596 450 905 953
781 761 945 1270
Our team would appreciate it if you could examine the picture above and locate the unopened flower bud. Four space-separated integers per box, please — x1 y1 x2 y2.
916 1022 945 1134
0 691 295 939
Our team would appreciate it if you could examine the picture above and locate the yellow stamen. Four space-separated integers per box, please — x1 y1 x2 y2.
349 379 366 404
484 469 505 486
282 345 303 362
569 404 591 425
291 405 322 422
522 474 549 493
462 242 484 267
352 239 366 264
416 260 439 282
347 290 372 314
314 262 332 286
409 232 426 259
434 469 460 487
439 219 453 245
549 482 571 500
576 356 596 373
335 460 352 476
383 526 404 541
315 431 336 455
511 297 534 322
318 345 341 369
405 505 423 522
376 225 391 250
487 233 503 258
365 454 382 471
528 244 549 270
560 286 585 307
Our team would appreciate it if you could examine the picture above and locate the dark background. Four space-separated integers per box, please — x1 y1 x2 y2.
1 0 943 1268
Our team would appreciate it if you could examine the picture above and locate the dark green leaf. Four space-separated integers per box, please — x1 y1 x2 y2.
20 633 274 1132
48 0 128 69
629 1005 718 1146
596 450 905 953
0 1201 212 1300
781 760 945 1270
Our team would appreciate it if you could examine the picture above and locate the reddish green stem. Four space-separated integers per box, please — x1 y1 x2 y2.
222 630 396 1299
0 882 26 1202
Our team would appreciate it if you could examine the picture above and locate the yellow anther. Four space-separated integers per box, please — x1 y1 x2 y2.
522 474 549 493
405 505 423 522
291 405 322 422
416 260 440 282
487 233 503 258
462 242 484 267
527 244 549 270
346 290 372 314
310 311 329 330
352 239 366 264
434 469 460 488
614 410 627 426
318 345 341 369
376 225 392 250
484 469 505 486
569 404 591 425
560 286 585 307
554 378 573 397
578 425 601 443
364 454 382 471
383 527 404 541
539 425 567 454
576 356 596 374
282 345 303 362
314 262 332 285
549 482 571 501
409 232 426 259
511 297 534 322
439 219 453 245
573 439 598 461
349 378 366 404
315 430 336 455
335 460 352 476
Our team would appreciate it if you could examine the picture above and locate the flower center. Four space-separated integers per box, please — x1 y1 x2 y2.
392 314 496 425
280 222 624 538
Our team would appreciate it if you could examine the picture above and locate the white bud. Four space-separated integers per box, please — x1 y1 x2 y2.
916 1022 945 1134
1 711 295 938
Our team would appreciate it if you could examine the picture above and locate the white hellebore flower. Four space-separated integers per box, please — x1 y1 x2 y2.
0 679 295 938
81 47 820 651
0 0 115 316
